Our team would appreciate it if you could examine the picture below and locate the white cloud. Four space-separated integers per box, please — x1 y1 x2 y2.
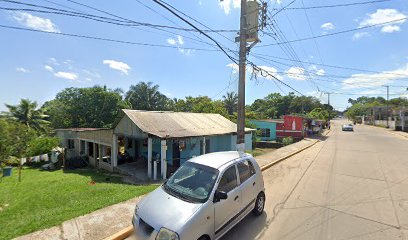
316 69 325 76
167 35 184 46
54 71 78 80
16 67 29 73
256 66 283 80
226 63 239 74
219 0 240 15
342 63 408 89
178 48 194 56
44 65 54 72
226 63 283 80
321 22 335 31
352 32 370 40
286 67 306 80
49 57 59 65
167 38 177 45
83 69 101 79
381 25 400 33
309 65 325 76
13 12 59 32
359 9 406 33
103 60 131 75
177 36 184 45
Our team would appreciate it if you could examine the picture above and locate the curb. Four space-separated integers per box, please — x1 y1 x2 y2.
260 139 319 172
103 129 331 240
103 226 134 240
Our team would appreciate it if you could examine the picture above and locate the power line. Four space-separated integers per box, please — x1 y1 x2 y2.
251 53 408 77
152 0 238 64
0 0 237 33
257 17 408 47
275 0 391 10
0 24 220 51
270 0 298 18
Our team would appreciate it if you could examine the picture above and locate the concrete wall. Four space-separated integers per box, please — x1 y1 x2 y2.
374 120 396 129
114 115 148 138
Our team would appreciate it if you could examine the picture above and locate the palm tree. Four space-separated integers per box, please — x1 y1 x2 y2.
3 99 49 132
222 92 238 115
125 82 171 111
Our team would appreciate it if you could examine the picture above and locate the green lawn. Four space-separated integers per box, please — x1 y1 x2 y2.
0 168 157 240
246 147 276 157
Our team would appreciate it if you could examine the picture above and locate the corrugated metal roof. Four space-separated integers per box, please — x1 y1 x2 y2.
121 109 254 138
253 119 284 123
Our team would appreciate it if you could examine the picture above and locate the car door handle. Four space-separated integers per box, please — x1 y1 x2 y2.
234 196 239 201
253 182 256 186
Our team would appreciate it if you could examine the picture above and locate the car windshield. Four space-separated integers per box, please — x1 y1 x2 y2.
163 162 219 203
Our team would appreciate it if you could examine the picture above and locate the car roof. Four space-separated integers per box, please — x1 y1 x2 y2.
189 151 251 170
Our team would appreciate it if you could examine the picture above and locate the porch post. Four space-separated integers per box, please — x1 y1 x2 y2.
112 134 118 171
202 137 206 155
161 139 167 180
98 144 102 169
93 142 97 167
147 137 152 179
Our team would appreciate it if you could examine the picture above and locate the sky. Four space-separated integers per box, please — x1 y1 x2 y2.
1 0 408 112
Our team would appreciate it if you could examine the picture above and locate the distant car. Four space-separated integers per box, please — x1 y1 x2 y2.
342 124 354 131
132 151 265 240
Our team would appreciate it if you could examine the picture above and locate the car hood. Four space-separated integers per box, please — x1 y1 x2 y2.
137 186 203 232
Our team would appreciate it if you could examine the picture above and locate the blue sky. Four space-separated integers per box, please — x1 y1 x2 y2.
1 0 407 112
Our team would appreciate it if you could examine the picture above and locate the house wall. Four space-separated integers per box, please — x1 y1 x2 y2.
250 120 277 141
114 116 148 138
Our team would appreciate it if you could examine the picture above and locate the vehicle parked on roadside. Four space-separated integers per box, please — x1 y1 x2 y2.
132 151 265 240
342 124 354 131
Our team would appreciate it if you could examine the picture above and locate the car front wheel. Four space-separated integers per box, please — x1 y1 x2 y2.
253 192 265 216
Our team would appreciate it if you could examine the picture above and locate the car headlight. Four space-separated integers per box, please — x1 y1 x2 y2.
156 227 179 240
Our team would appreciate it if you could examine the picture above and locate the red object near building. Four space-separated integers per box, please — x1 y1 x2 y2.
276 115 305 141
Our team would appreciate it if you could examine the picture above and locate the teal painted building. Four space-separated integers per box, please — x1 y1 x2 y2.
250 119 283 141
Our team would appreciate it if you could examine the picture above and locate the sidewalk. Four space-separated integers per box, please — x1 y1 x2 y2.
255 138 318 168
14 196 143 240
361 124 408 139
15 133 326 240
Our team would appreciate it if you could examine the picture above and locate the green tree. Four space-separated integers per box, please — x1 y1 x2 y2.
26 137 60 157
3 99 49 132
222 92 238 115
307 108 330 121
44 86 128 129
125 82 172 111
0 119 36 162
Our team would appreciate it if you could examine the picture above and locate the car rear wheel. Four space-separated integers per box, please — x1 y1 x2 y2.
253 192 265 216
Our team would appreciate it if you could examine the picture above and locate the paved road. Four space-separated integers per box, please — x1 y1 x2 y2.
222 120 408 240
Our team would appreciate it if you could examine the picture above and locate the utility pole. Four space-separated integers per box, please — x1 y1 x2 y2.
236 0 262 151
236 0 248 152
322 92 332 129
386 85 390 128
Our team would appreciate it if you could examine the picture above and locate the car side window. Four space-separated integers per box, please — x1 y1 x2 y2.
217 166 238 193
237 160 256 183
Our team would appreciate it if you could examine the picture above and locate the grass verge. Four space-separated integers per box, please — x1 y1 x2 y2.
0 167 157 240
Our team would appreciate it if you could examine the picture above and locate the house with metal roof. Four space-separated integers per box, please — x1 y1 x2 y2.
249 119 283 141
56 109 254 180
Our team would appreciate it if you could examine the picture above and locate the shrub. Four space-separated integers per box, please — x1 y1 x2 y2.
26 137 60 157
282 136 294 146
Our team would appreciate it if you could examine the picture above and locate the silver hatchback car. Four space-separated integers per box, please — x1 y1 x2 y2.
133 151 265 240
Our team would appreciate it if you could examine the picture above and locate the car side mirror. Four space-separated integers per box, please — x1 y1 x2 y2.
214 191 228 202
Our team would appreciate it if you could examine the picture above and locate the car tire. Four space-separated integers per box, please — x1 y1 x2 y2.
253 192 265 216
197 235 210 240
